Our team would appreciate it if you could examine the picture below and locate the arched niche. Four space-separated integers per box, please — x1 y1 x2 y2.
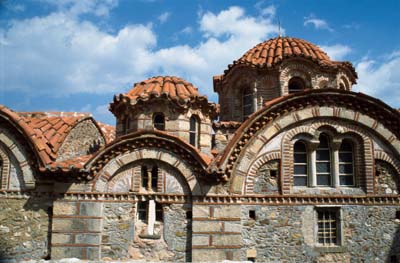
92 148 205 196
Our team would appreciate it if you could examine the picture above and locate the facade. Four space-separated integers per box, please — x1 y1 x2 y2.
0 37 400 262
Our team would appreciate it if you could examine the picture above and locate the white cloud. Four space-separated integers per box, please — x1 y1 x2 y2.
39 0 119 17
319 44 352 60
158 12 170 24
304 15 333 32
1 5 281 101
354 52 400 107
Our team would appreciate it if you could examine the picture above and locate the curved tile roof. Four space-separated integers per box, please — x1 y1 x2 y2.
219 36 357 81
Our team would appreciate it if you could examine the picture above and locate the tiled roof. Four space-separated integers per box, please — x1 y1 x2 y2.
17 112 92 163
96 121 115 144
122 76 209 106
218 37 357 81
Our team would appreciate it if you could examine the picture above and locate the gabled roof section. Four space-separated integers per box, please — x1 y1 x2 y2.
96 121 115 144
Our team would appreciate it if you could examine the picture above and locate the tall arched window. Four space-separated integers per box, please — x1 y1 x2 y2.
339 140 354 186
153 113 165 131
293 141 308 186
242 88 254 119
316 134 332 186
189 115 200 148
288 77 305 94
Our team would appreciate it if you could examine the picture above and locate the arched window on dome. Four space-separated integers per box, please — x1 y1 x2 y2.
189 115 200 148
288 77 306 94
153 113 165 131
242 87 254 120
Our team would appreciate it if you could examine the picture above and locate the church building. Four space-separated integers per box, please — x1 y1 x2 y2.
1 37 400 262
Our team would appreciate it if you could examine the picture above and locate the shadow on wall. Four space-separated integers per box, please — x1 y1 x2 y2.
387 214 400 263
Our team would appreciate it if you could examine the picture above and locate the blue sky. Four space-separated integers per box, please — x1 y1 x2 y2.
1 0 399 124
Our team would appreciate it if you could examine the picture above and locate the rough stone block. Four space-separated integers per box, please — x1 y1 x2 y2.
192 221 221 232
52 247 84 259
193 206 209 218
192 249 225 262
52 233 72 244
192 235 209 246
231 176 244 194
75 234 101 245
53 202 77 216
86 247 100 260
224 222 241 233
214 206 241 218
52 218 85 231
212 234 242 246
79 202 102 217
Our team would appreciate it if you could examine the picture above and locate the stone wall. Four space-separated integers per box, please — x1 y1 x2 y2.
241 205 400 262
0 198 52 261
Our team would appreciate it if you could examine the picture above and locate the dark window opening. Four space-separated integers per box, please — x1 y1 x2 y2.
390 255 397 263
396 210 400 220
270 169 277 178
186 211 192 220
141 166 148 188
137 201 147 221
151 165 158 192
247 257 256 262
153 113 165 131
288 77 306 94
243 88 254 119
294 141 308 186
249 210 256 220
190 116 200 148
156 202 163 222
339 83 345 90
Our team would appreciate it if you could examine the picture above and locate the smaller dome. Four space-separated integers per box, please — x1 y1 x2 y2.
126 76 202 102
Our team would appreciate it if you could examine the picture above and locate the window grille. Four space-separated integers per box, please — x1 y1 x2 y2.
339 140 354 186
137 201 147 221
316 134 331 186
317 209 338 245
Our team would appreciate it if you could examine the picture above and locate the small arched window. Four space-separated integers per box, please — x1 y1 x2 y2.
339 83 345 90
293 141 308 186
242 88 254 119
153 113 165 131
288 77 305 94
151 165 158 191
316 134 332 186
189 115 200 148
141 165 148 188
339 140 354 186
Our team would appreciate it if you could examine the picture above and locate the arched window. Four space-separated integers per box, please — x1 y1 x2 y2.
316 134 332 186
151 165 158 192
141 165 148 188
288 77 305 94
242 88 254 119
293 141 308 186
153 113 165 131
339 140 354 186
189 115 200 148
339 83 345 90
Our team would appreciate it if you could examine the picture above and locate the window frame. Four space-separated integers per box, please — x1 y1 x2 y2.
315 206 343 248
242 87 254 120
338 140 355 186
189 115 200 148
293 140 309 187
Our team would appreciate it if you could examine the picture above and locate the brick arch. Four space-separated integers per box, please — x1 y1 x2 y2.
280 62 313 94
0 143 10 190
93 148 203 195
280 120 374 194
374 150 400 175
0 131 35 190
244 150 281 194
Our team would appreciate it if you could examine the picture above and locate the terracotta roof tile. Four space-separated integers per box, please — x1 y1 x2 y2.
96 121 116 144
215 36 358 84
16 111 91 163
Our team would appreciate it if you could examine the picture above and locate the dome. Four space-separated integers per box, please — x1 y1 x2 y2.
110 76 217 114
238 37 332 67
126 76 203 102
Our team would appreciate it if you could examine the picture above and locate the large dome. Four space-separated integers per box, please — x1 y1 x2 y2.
238 37 332 67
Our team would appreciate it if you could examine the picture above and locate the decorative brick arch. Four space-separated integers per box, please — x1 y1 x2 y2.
374 150 400 175
244 150 281 194
0 131 35 190
280 62 313 94
93 148 202 195
280 120 374 194
0 144 10 190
